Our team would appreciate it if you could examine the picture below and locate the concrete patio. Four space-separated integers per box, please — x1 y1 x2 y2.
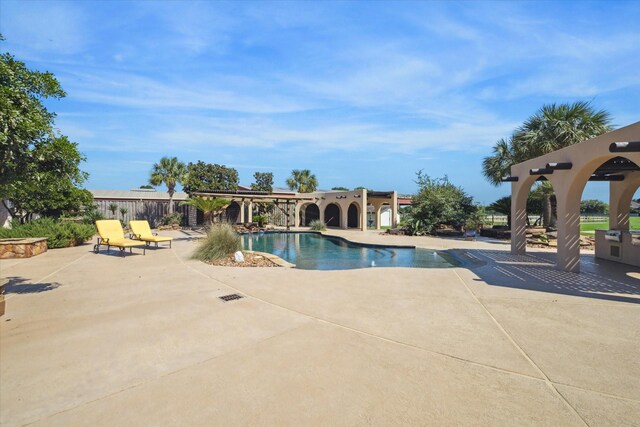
1 230 638 426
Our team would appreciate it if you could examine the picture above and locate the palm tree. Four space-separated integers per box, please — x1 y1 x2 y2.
482 101 611 227
286 169 318 193
482 138 515 186
180 197 230 226
149 156 187 214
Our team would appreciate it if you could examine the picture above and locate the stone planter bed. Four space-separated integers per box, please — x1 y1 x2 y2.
0 238 48 259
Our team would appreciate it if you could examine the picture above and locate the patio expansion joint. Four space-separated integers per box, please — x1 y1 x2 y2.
452 268 590 426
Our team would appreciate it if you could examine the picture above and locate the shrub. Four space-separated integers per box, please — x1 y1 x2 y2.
192 223 241 261
0 218 96 248
309 219 326 231
404 172 477 235
82 205 105 224
160 212 183 226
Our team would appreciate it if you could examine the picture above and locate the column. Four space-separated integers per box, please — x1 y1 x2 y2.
391 192 398 228
340 202 348 230
555 187 582 272
294 201 301 228
319 202 325 224
239 201 245 223
609 173 640 231
248 201 253 223
510 182 528 255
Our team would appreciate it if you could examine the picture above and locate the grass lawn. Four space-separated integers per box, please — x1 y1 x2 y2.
580 216 640 235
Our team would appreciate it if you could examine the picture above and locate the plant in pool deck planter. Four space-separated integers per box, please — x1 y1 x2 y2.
0 218 95 248
309 219 326 231
119 207 128 220
192 223 241 262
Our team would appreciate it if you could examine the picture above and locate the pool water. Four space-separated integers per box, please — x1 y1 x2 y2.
241 232 454 270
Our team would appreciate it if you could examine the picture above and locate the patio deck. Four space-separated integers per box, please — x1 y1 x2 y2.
1 229 638 426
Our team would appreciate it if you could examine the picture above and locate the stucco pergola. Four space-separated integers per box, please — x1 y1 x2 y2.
194 189 399 231
508 122 640 272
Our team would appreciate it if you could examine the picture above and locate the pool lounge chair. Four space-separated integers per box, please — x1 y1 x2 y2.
129 220 173 248
94 220 146 256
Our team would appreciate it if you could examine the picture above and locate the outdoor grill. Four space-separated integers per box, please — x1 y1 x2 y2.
604 230 622 242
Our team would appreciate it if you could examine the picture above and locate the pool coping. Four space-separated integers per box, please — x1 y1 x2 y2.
243 250 296 268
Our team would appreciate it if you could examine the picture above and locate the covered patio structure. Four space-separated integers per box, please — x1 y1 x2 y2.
192 189 399 231
507 121 640 272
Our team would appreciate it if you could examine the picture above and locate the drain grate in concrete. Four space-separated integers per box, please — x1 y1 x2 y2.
219 293 244 302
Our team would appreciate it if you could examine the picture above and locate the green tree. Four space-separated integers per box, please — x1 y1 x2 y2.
482 102 611 227
1 38 91 221
180 197 230 226
251 172 275 216
2 133 91 221
286 169 318 193
139 184 154 189
580 199 609 215
149 156 187 214
182 161 239 194
331 186 349 191
251 172 273 193
403 172 477 235
1 36 66 188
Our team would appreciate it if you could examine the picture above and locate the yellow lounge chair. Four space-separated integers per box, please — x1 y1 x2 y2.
94 220 146 256
129 220 173 248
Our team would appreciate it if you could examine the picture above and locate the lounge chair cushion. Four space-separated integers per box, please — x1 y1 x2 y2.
129 220 173 243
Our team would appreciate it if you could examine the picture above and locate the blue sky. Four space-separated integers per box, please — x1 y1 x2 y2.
2 0 639 204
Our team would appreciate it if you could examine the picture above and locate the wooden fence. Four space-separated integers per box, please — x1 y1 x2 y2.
94 200 190 227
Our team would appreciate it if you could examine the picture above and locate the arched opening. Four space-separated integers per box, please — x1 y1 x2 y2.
581 156 640 234
347 203 359 228
523 177 557 248
324 203 340 227
366 204 375 228
301 203 320 226
225 201 240 223
380 203 391 228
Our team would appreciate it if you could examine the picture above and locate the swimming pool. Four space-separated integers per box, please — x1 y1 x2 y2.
241 232 454 270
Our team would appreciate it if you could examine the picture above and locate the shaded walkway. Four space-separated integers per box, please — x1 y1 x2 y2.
449 249 640 304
